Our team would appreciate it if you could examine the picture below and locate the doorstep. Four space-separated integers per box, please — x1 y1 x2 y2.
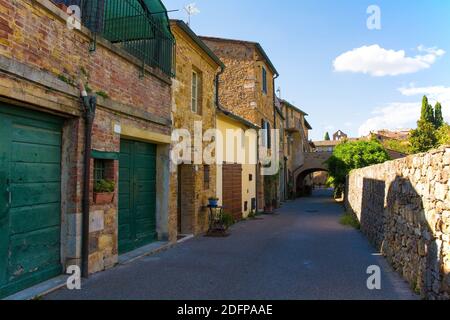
118 235 194 265
3 275 69 301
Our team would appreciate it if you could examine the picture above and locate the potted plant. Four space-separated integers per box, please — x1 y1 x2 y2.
208 197 219 208
94 179 115 205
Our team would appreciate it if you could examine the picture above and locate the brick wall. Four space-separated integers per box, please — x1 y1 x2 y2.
0 0 171 123
0 0 174 275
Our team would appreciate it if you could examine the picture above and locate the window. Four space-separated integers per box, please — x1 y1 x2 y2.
94 159 106 183
204 165 210 190
262 67 267 94
191 71 199 113
261 119 271 149
249 174 253 181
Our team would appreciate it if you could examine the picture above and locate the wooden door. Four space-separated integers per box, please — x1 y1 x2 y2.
222 164 243 220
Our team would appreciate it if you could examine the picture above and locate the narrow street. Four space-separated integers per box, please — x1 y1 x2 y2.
46 190 417 300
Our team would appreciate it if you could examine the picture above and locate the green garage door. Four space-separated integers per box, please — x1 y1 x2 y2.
118 139 157 254
0 105 63 298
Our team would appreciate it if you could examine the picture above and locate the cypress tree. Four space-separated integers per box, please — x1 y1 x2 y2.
434 102 444 128
324 132 330 141
421 96 429 121
421 95 434 123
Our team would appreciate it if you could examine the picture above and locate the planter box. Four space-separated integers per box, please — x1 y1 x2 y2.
94 192 114 205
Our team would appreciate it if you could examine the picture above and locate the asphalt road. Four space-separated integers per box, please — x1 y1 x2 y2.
46 189 418 300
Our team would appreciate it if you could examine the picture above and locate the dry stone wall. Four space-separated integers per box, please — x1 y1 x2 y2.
345 146 450 299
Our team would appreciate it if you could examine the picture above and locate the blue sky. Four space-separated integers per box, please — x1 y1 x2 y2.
165 0 450 140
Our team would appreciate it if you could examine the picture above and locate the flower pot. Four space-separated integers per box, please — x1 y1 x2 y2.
208 199 219 207
94 192 114 205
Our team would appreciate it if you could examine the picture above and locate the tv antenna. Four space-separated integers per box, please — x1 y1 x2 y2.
184 3 200 26
276 87 281 99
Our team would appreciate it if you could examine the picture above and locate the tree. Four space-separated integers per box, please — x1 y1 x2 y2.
324 132 330 141
436 123 450 145
434 102 444 129
325 140 390 190
421 95 434 124
409 120 438 153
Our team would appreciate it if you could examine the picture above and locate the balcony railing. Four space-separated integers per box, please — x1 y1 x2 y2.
56 0 175 77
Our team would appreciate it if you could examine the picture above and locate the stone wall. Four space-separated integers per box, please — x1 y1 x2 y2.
345 146 450 299
201 38 278 211
170 22 219 235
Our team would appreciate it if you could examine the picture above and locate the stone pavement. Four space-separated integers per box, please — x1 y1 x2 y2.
46 189 418 300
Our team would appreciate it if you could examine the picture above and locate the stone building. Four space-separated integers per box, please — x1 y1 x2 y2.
333 130 348 141
279 99 313 198
275 98 286 203
0 0 174 298
200 36 279 212
169 20 224 235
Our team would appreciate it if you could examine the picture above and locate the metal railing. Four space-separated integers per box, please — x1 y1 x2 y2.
75 0 174 76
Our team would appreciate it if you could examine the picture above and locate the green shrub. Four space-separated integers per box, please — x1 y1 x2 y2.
96 90 110 99
340 211 360 229
221 213 235 228
94 179 115 193
326 140 390 190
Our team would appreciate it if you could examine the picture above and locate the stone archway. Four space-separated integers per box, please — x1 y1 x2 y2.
295 168 328 197
293 151 332 197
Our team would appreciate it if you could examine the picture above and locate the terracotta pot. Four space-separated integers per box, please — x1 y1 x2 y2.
94 192 114 205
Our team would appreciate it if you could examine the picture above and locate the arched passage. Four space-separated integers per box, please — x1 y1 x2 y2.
295 168 329 197
292 151 331 198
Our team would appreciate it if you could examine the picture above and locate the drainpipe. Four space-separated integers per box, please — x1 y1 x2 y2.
272 74 279 131
215 65 225 108
79 81 97 279
272 73 279 206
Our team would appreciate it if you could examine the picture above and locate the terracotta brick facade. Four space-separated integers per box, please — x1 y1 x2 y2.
0 0 174 277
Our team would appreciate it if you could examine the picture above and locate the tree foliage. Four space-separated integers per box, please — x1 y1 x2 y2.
434 102 444 129
324 132 330 141
410 95 446 153
436 123 450 145
325 140 390 188
383 138 412 155
421 95 434 123
409 120 438 153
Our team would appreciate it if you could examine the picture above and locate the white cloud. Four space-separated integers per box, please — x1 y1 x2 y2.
333 45 445 77
358 85 450 136
358 102 419 136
